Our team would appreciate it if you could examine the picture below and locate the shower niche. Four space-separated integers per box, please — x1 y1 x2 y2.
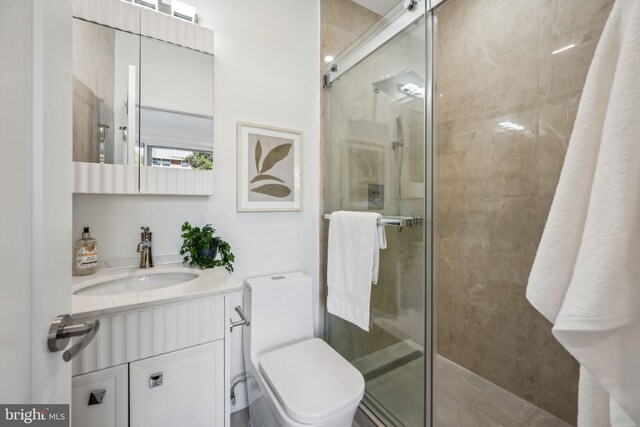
72 0 214 195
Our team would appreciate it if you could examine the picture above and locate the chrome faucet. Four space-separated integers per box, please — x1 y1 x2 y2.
137 226 153 268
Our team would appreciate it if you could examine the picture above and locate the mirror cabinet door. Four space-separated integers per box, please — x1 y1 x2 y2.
139 37 214 174
73 18 141 167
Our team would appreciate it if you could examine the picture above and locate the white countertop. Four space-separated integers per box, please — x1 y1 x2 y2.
72 263 242 319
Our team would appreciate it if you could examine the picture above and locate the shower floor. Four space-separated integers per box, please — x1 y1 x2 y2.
364 354 572 427
229 353 572 427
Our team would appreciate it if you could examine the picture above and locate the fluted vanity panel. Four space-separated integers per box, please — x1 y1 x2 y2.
140 8 214 55
139 167 214 195
73 0 213 55
73 0 140 34
73 162 139 194
72 296 224 376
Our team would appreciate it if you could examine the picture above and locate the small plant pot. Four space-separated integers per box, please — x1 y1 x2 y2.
181 221 233 271
197 239 219 261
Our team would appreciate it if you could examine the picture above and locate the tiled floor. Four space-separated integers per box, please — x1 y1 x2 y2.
368 355 572 427
229 355 572 427
230 409 250 427
434 356 573 427
361 353 572 427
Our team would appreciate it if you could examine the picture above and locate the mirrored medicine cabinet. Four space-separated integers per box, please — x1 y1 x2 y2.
72 1 214 195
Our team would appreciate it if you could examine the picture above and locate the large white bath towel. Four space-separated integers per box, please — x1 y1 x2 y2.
327 211 387 331
527 0 640 425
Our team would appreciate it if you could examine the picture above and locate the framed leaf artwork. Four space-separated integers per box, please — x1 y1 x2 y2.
237 122 302 211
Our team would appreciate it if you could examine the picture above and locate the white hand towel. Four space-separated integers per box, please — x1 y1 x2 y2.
327 211 387 331
527 0 640 425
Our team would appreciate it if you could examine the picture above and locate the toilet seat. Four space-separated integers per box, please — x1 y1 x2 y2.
259 338 365 425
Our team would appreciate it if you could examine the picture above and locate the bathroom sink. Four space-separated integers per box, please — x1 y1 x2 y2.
74 272 198 296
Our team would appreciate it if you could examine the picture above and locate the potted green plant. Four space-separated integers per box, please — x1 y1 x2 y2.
180 221 235 272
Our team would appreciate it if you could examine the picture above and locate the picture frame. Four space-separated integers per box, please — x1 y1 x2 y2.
237 122 303 212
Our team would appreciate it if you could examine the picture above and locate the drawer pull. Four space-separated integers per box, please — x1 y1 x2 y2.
88 389 106 405
149 373 163 388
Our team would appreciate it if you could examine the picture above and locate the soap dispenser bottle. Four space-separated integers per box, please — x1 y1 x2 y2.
74 227 98 276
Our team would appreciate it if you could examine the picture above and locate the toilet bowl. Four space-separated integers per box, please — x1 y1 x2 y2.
242 272 364 427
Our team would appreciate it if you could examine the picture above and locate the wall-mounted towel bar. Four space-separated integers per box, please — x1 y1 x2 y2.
323 213 423 228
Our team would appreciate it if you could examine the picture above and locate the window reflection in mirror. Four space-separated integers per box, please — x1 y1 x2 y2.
72 18 140 166
139 38 214 171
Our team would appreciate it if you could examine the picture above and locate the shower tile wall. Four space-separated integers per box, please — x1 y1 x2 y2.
321 0 381 62
324 17 425 360
320 0 382 218
320 0 381 331
322 11 427 424
434 0 613 423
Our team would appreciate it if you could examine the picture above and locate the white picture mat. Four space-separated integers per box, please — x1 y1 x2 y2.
237 122 302 211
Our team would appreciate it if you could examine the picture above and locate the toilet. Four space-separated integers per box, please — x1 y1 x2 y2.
242 272 365 427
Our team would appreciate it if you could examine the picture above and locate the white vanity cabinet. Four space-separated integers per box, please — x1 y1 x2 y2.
130 341 224 427
72 342 224 427
71 290 236 427
72 364 128 427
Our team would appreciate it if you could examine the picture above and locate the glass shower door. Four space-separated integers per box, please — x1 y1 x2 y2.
324 13 426 427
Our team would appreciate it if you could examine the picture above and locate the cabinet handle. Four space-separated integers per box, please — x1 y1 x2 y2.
149 372 163 388
88 389 106 405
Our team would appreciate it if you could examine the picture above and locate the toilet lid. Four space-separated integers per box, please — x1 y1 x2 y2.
259 338 365 424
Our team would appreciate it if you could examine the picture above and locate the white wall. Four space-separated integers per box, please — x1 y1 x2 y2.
73 0 321 412
199 0 321 329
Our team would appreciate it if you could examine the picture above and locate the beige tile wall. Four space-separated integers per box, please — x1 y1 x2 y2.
319 0 381 337
434 0 614 423
322 3 426 361
321 0 381 63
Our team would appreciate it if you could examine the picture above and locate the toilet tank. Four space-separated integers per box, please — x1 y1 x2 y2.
243 272 314 358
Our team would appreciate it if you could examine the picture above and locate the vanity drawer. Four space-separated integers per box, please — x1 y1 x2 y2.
72 364 128 427
73 296 225 376
129 341 224 427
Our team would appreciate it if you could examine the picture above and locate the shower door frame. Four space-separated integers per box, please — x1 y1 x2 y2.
322 1 437 425
424 8 436 427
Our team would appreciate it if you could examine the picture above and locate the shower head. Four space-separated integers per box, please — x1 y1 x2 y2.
372 70 425 102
